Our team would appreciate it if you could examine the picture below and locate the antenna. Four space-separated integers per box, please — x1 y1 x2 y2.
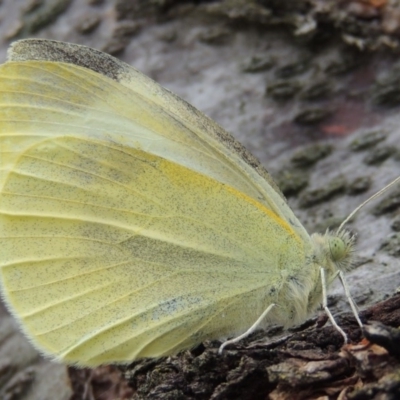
337 175 400 234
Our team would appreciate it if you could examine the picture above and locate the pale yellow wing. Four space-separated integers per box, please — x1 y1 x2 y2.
0 40 312 366
7 39 308 239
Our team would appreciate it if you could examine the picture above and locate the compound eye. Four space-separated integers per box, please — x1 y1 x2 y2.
329 237 346 262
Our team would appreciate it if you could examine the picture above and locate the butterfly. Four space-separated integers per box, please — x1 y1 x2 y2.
0 39 361 366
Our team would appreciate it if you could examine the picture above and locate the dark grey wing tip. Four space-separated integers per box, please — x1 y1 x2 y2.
8 39 125 82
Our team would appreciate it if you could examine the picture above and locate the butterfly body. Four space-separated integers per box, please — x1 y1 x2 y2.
0 40 352 366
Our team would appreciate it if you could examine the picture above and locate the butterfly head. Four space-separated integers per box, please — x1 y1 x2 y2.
311 229 355 278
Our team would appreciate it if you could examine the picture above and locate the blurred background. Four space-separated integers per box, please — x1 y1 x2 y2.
1 1 400 399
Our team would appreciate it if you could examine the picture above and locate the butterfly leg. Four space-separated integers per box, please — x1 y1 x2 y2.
218 303 276 354
320 267 348 343
338 271 363 328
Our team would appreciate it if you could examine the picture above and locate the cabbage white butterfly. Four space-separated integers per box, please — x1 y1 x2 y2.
0 39 392 366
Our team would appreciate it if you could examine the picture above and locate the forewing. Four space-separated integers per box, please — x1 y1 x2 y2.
7 39 308 239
